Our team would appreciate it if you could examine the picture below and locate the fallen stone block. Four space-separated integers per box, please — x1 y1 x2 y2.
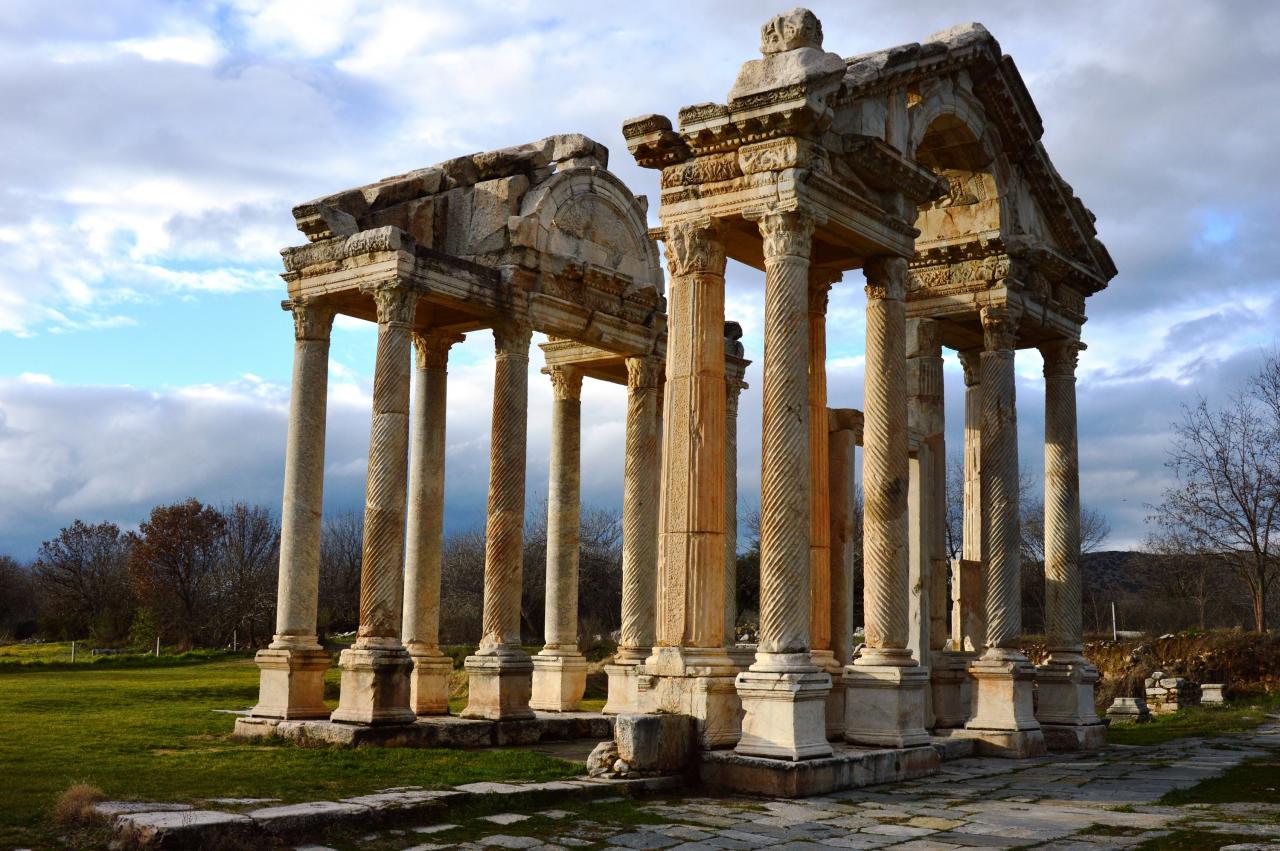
247 800 371 834
116 809 254 849
94 802 194 818
615 713 696 776
1108 696 1152 724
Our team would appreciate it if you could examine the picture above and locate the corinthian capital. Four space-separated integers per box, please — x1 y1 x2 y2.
1040 339 1086 380
980 306 1020 352
958 348 982 387
492 319 532 359
366 283 418 326
548 365 584 401
863 256 908 301
413 330 465 370
285 297 335 341
663 219 727 279
625 355 663 391
754 207 815 261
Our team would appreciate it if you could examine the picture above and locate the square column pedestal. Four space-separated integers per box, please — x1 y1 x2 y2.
1036 659 1106 751
736 654 833 761
408 650 453 716
603 662 640 715
963 653 1047 757
530 651 588 712
930 651 976 729
811 650 845 742
843 664 931 748
637 648 742 749
462 652 535 721
330 646 416 725
250 646 331 720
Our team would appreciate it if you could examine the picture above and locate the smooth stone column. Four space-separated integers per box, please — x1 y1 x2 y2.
724 345 754 671
463 320 536 721
827 408 861 740
604 355 662 714
332 284 419 726
844 256 929 749
250 297 335 720
736 207 831 762
964 306 1045 757
953 349 986 655
402 330 463 716
532 366 589 711
641 219 739 749
909 319 968 728
1035 339 1104 751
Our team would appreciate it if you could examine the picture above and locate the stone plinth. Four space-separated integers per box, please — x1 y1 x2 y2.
843 663 930 748
962 653 1046 758
635 653 741 749
407 650 452 716
602 662 640 715
330 646 416 726
929 650 975 729
463 653 535 721
1106 696 1151 725
700 741 942 798
531 652 589 712
1036 657 1104 751
1144 671 1200 714
1202 683 1226 705
615 713 696 775
250 647 331 721
735 661 833 761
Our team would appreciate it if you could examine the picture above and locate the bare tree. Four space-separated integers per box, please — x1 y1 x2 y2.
0 555 37 640
318 510 363 637
33 520 134 642
128 499 226 648
1151 354 1280 632
216 503 279 646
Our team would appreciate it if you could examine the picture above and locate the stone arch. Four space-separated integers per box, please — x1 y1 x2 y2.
512 166 664 296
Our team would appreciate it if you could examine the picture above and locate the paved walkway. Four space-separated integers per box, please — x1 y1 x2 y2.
326 723 1280 851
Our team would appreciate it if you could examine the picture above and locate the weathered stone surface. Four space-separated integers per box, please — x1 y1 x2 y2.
248 801 371 834
115 810 254 848
614 713 696 775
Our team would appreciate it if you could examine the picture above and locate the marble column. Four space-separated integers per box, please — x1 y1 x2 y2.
604 355 662 714
332 284 419 725
402 330 463 716
736 207 832 761
844 256 929 748
462 320 535 721
724 355 753 671
532 366 589 711
964 306 1045 756
954 349 986 654
827 408 860 741
1035 339 1104 750
250 297 335 720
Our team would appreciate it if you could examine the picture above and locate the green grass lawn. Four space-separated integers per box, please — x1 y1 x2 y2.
1106 694 1280 746
0 654 579 849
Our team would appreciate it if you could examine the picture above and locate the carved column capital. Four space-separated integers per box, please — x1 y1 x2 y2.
625 355 663 391
958 348 982 387
548 365 584 401
980 306 1020 352
754 207 816 260
1040 339 1086 381
366 283 418 326
285 297 335 341
863 256 909 301
492 320 533 360
663 219 727 279
412 331 465 370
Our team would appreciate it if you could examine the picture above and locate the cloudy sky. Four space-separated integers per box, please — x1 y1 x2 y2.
1 0 1276 558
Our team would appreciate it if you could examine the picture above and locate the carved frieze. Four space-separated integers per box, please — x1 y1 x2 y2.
660 152 743 188
737 136 826 176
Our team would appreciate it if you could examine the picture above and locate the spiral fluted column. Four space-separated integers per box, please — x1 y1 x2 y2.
735 207 831 762
532 365 589 711
250 297 335 720
402 330 463 715
843 256 929 749
462 319 535 720
332 283 418 725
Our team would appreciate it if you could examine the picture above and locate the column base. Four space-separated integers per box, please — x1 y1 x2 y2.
842 662 931 748
963 651 1046 758
1041 722 1108 752
735 653 833 761
530 650 588 712
602 661 640 715
930 650 977 729
728 643 757 673
461 650 534 721
408 649 453 716
1036 656 1103 752
810 650 845 741
636 647 741 748
249 645 331 720
330 645 416 726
